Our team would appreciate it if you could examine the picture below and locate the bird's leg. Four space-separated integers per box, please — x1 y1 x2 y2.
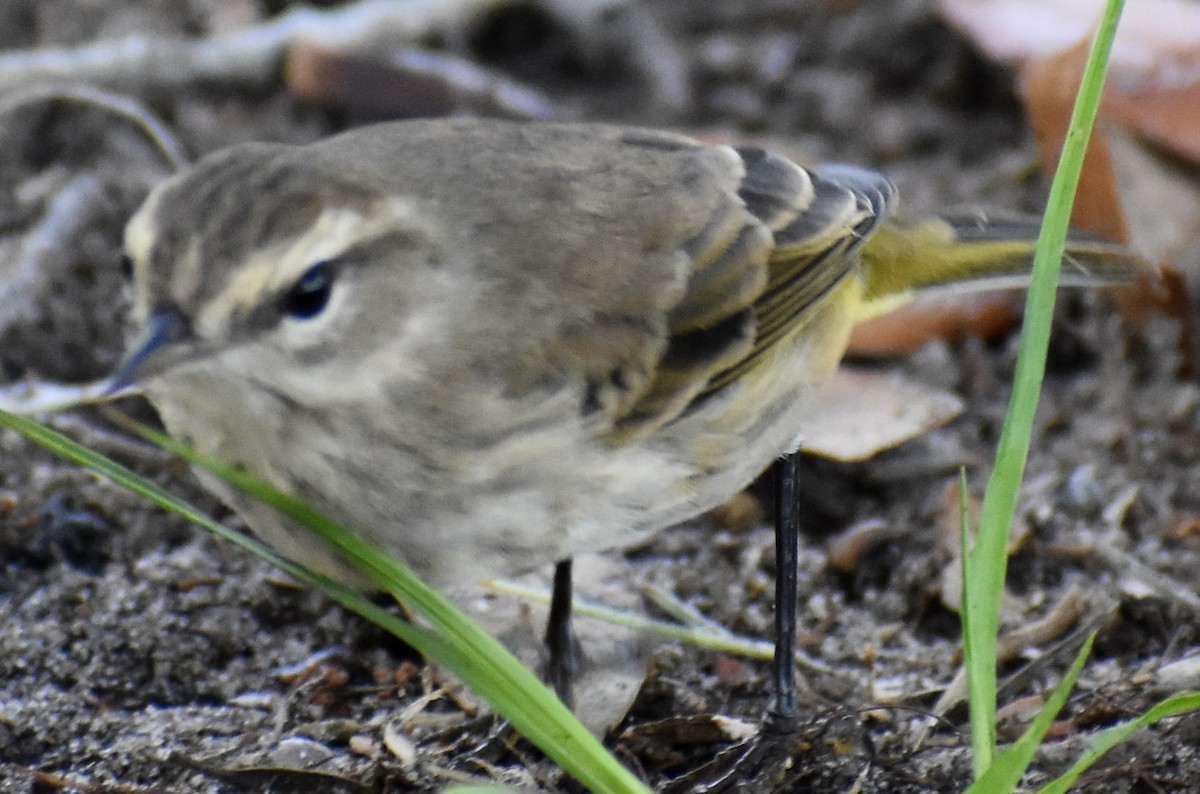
544 557 577 709
771 452 800 726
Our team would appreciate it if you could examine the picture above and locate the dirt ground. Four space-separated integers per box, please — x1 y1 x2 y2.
2 1 1199 792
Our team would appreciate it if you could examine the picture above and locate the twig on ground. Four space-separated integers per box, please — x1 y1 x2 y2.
1095 542 1200 613
286 43 557 120
0 0 497 92
0 84 187 169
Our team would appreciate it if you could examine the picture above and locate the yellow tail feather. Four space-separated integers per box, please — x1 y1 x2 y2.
856 213 1145 323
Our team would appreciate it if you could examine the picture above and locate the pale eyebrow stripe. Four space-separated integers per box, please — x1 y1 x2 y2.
124 188 163 313
194 199 420 337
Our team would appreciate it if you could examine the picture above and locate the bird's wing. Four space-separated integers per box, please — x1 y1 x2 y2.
604 148 892 440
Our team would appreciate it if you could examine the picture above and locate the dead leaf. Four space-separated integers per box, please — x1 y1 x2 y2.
944 0 1200 297
825 518 907 574
800 368 964 462
1022 36 1130 242
848 290 1021 357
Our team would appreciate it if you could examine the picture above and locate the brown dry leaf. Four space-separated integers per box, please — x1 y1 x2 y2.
847 290 1021 357
1023 36 1200 248
825 518 907 575
1022 38 1200 340
1022 35 1130 242
942 0 1200 331
1166 512 1200 542
884 0 1200 351
800 368 964 462
946 0 1200 249
1105 78 1200 165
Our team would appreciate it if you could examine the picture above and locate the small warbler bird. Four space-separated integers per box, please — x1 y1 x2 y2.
114 118 1139 715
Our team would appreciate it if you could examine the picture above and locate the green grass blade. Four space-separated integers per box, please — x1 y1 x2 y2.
959 467 986 765
964 633 1094 794
1036 692 1200 794
488 579 776 660
0 406 650 794
962 0 1124 777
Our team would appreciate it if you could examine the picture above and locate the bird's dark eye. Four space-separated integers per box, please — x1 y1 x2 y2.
120 254 134 281
282 261 335 319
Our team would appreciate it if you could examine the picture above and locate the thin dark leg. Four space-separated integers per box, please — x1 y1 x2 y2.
772 452 800 723
545 558 576 708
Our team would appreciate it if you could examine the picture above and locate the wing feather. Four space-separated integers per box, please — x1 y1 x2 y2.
607 148 894 438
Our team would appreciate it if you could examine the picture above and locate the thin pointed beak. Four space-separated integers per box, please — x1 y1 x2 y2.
108 308 191 394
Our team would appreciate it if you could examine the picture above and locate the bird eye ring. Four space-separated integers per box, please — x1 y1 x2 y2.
283 261 335 319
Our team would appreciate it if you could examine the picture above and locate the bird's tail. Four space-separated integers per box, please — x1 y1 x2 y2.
854 211 1147 323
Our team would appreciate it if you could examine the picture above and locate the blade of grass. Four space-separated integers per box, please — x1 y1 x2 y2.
962 0 1124 776
1036 692 1200 794
964 633 1094 794
958 466 977 716
0 406 651 794
488 579 776 660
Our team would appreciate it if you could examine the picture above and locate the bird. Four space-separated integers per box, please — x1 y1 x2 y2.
112 118 1142 717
